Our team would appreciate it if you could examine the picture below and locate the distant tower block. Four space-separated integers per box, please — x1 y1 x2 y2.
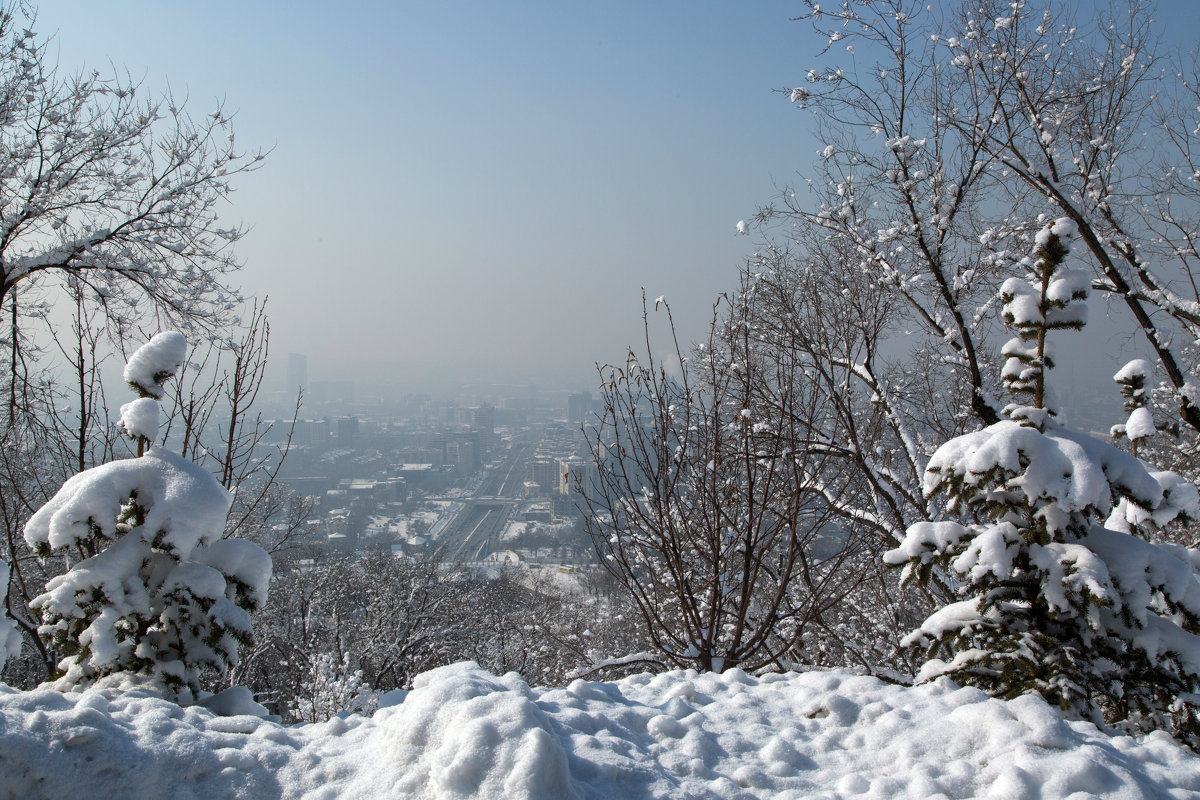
473 405 496 453
288 353 308 393
568 391 593 425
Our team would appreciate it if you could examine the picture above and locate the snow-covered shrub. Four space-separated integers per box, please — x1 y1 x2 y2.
24 333 271 700
290 652 381 723
885 220 1200 747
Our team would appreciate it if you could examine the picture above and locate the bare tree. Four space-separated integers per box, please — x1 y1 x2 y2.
725 0 1200 572
780 0 1200 436
581 293 865 673
0 3 263 341
156 299 306 550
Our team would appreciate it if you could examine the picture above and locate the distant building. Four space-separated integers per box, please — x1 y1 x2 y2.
336 416 359 448
433 431 482 473
568 392 596 425
292 418 330 447
288 353 308 394
472 405 495 453
530 458 562 495
559 457 597 497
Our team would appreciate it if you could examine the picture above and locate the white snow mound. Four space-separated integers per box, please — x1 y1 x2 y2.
2 663 1199 799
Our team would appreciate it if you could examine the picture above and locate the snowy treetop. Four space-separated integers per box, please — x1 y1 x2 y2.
24 447 232 556
1036 216 1078 246
924 420 1163 522
1113 359 1153 383
123 332 187 399
119 397 161 443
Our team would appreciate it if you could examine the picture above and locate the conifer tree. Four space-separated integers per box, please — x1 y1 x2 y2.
23 333 271 700
886 219 1200 747
1110 360 1157 458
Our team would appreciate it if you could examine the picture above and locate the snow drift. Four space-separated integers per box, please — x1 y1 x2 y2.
2 662 1198 799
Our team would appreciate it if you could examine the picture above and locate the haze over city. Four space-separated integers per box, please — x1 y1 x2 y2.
32 0 830 392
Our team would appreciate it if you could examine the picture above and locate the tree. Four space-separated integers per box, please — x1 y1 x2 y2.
783 0 1200 433
0 558 19 671
728 240 958 672
289 652 381 724
725 0 1200 673
238 549 648 718
581 293 865 673
885 221 1200 748
23 333 271 700
0 0 269 685
0 2 262 344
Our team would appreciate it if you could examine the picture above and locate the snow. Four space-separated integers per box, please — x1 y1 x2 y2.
25 446 232 555
920 419 1163 520
122 331 187 398
1125 406 1156 440
1115 359 1153 383
2 662 1199 799
119 396 160 441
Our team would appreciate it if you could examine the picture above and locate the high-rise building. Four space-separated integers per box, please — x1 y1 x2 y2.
530 458 561 495
472 405 495 434
568 392 594 425
336 416 359 448
288 353 308 394
472 405 496 453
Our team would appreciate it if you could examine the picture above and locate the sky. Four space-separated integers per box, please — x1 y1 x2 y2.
34 1 819 393
30 0 1200 404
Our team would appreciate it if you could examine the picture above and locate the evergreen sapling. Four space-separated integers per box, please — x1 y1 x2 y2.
885 219 1200 747
24 332 271 700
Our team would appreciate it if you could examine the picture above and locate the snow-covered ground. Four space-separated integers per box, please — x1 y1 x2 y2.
2 662 1197 799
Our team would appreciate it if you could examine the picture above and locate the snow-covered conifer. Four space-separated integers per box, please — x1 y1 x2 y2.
1111 359 1156 456
885 219 1200 748
24 333 271 700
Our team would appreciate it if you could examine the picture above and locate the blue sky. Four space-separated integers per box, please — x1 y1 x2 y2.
35 1 1194 396
35 1 817 390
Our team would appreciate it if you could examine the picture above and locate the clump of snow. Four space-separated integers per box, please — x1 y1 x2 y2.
2 662 1199 799
123 331 187 398
25 447 233 556
1114 359 1153 384
1124 406 1156 440
198 685 270 718
916 420 1163 519
119 396 161 442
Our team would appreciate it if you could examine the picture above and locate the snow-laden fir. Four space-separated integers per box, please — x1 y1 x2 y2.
22 334 271 701
885 219 1200 744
